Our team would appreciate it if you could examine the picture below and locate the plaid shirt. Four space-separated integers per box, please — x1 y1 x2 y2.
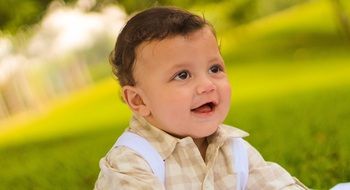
94 115 308 190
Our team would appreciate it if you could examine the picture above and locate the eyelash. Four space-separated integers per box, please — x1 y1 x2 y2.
173 64 224 81
174 70 191 80
209 64 224 74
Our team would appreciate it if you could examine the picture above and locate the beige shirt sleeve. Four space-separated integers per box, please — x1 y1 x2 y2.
94 147 165 190
245 142 309 190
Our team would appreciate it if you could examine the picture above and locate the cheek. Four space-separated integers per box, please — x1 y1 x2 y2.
148 89 187 111
221 81 232 100
219 82 232 119
219 82 232 115
157 91 192 119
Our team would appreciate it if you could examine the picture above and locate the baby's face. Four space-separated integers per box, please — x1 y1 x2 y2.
132 27 231 138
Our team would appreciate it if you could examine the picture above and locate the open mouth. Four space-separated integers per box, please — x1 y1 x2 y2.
191 102 216 113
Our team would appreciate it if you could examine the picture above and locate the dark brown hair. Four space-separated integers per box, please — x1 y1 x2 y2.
110 6 214 86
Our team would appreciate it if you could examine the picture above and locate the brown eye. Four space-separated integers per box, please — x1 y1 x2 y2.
209 65 223 74
174 71 191 80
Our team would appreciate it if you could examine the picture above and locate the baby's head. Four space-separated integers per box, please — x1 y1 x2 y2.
111 7 211 86
111 7 231 138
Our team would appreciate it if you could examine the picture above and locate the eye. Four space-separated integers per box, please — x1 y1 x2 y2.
209 64 224 74
174 70 191 80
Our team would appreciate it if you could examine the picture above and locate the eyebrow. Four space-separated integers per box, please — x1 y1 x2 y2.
168 56 224 70
208 57 224 64
168 62 191 71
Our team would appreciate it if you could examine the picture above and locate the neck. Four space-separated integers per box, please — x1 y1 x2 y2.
193 137 208 160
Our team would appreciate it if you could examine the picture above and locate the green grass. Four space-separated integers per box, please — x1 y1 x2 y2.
219 0 350 62
0 78 131 148
0 125 125 190
226 84 350 189
229 56 350 104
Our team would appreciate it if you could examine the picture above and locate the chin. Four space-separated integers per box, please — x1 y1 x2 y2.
192 124 219 138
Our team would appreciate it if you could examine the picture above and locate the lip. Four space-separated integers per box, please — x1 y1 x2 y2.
190 100 218 117
191 99 218 110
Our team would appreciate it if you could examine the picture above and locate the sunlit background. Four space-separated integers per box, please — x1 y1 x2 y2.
0 0 349 189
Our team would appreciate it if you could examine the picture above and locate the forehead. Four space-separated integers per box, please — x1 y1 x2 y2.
135 26 218 63
132 26 220 82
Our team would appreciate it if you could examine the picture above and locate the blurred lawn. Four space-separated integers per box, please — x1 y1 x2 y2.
1 0 350 189
0 79 130 148
227 84 350 189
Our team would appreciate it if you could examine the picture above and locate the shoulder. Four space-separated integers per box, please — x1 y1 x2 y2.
95 146 164 190
219 124 249 138
104 146 154 173
217 125 265 166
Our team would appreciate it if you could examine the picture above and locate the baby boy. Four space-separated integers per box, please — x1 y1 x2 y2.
94 6 308 190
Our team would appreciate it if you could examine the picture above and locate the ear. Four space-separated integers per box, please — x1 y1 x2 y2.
122 86 151 117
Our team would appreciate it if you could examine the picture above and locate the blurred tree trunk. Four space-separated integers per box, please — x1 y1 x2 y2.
331 0 350 40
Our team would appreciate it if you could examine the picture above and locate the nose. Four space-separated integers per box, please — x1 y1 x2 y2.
196 77 216 94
